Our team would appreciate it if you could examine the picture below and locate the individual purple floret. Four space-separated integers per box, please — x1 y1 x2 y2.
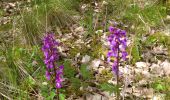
55 65 64 88
42 33 64 89
107 26 127 75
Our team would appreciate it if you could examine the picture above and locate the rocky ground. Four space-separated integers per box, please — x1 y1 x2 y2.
58 25 170 100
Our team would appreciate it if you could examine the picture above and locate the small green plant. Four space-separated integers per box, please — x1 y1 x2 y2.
150 77 170 99
80 64 92 80
42 33 64 99
99 83 117 94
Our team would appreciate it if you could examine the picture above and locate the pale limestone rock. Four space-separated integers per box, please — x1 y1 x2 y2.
102 1 108 5
75 26 84 33
108 79 117 85
161 60 170 76
150 63 163 76
91 59 101 68
142 71 151 79
98 66 105 74
135 62 148 68
152 93 165 100
85 93 108 100
82 55 91 64
138 79 147 86
42 82 48 85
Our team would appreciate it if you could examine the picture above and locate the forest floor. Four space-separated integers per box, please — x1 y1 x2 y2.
0 0 170 100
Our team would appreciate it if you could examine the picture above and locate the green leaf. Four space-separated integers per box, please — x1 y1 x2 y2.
132 38 141 64
144 35 157 46
46 91 56 100
70 78 81 90
28 76 35 85
156 84 165 91
100 83 117 94
63 60 76 78
59 93 66 100
151 79 166 92
80 64 92 80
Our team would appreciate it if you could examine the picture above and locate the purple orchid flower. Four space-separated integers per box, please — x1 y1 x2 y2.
42 33 64 89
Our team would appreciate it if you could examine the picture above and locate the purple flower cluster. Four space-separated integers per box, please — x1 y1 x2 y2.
107 26 127 75
42 33 64 89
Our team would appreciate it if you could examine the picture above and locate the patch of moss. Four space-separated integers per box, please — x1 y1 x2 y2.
143 32 170 57
96 69 113 83
0 23 12 31
151 77 170 93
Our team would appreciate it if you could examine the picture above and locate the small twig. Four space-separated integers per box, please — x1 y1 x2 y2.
94 14 99 31
57 89 60 100
0 92 12 100
45 0 48 33
32 66 41 76
104 5 108 32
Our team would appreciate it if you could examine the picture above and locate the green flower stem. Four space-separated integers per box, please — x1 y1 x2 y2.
116 44 120 100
